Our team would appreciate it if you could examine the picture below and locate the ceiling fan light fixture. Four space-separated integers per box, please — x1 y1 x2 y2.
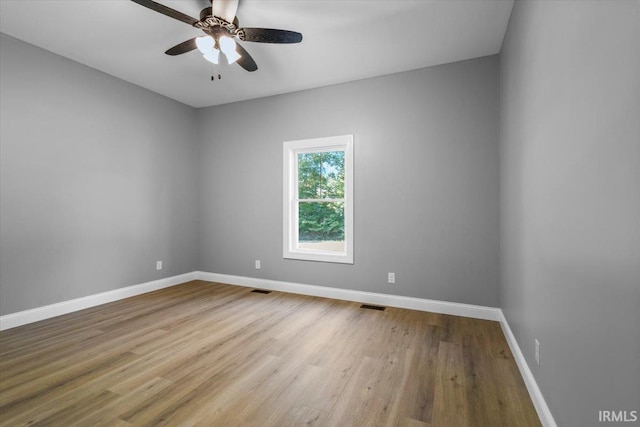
224 50 241 65
219 36 241 64
202 49 220 64
218 35 236 53
195 36 215 54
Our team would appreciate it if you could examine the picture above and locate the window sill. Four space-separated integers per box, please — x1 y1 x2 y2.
283 250 353 264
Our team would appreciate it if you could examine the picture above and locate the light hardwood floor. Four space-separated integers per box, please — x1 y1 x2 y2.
0 281 541 426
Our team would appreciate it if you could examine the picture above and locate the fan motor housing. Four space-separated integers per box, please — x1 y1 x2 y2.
197 7 238 33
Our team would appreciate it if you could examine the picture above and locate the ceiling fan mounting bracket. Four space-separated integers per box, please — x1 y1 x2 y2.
194 14 237 34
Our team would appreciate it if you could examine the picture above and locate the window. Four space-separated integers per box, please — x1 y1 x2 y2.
283 135 353 264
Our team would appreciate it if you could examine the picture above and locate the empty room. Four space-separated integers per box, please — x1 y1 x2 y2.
0 1 638 426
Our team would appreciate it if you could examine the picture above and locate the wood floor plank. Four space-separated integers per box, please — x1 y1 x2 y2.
432 341 469 427
31 389 121 427
1 351 139 425
390 324 441 424
97 377 174 424
0 280 541 427
282 405 327 427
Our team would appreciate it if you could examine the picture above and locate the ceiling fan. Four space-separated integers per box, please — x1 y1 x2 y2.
131 0 303 72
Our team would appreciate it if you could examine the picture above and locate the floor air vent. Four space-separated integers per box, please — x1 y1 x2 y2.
360 304 386 311
251 289 272 294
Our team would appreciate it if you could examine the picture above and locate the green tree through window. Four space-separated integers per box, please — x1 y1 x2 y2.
297 151 345 243
284 134 353 263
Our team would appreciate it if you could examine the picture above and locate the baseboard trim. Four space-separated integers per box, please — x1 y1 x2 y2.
498 310 557 427
0 272 197 331
195 271 502 321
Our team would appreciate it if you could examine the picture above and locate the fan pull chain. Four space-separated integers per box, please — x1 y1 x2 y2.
211 63 221 83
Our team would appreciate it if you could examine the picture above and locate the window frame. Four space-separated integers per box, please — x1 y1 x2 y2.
283 135 354 264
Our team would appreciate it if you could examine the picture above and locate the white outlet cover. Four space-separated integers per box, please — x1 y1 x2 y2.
156 261 162 270
255 260 261 269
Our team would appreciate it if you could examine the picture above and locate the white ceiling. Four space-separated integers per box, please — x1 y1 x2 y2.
0 0 513 108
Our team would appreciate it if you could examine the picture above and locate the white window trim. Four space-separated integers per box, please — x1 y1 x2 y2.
283 135 354 264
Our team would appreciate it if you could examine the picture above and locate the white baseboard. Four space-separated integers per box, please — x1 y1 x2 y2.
498 310 557 427
195 271 502 321
0 272 197 331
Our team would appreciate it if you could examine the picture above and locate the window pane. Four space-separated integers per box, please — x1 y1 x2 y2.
284 134 353 263
298 201 345 252
298 151 345 199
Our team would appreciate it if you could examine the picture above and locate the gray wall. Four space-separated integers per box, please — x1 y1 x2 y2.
499 1 640 426
196 56 500 307
0 34 199 315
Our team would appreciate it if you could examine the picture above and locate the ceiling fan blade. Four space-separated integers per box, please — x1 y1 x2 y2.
235 43 258 72
165 38 198 56
212 0 239 25
130 0 199 26
239 28 303 44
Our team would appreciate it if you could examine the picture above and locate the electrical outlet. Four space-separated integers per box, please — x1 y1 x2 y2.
255 260 261 270
535 339 540 366
388 272 396 284
156 261 162 271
